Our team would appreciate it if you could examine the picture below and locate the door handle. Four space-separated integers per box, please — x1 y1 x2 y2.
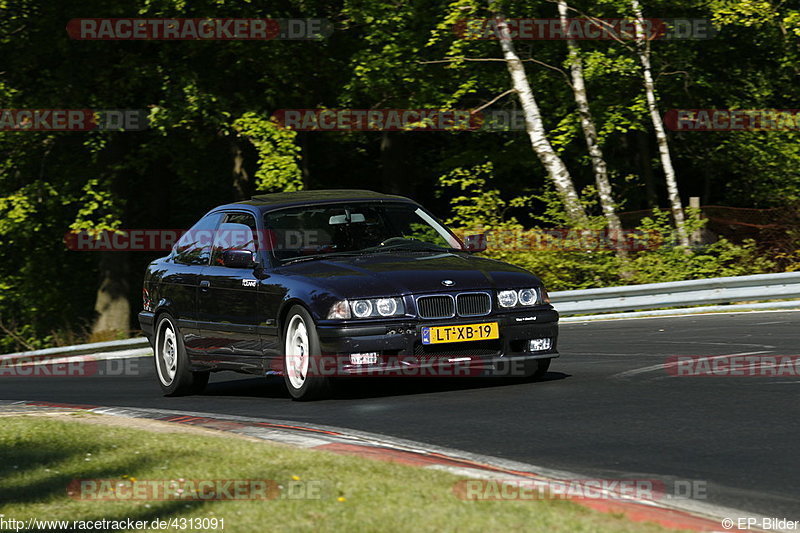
200 280 211 289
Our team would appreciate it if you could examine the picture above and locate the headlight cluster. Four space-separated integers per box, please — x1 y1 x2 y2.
497 288 544 308
327 298 405 319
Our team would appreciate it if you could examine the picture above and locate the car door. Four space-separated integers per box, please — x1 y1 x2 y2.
165 212 223 355
195 211 262 368
255 217 290 366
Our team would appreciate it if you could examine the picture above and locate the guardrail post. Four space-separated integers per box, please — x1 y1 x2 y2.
689 196 702 246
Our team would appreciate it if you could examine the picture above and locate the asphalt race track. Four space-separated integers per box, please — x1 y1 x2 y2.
2 312 798 519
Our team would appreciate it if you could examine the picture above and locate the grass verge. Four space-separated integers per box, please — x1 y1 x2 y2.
0 414 686 533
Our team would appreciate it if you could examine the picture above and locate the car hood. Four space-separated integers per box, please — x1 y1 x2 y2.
277 251 542 297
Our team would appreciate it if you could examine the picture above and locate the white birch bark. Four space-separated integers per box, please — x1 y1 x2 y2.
492 10 587 224
557 0 626 254
631 0 690 247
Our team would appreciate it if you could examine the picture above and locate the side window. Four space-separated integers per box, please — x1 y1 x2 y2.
211 212 258 266
173 213 223 265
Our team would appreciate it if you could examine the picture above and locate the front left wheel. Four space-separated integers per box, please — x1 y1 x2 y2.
154 313 209 396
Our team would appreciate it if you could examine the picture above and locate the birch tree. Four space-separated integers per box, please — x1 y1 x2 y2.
631 0 690 247
491 9 588 224
557 0 626 254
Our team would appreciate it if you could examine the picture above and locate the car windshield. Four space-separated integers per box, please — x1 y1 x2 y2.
264 202 463 263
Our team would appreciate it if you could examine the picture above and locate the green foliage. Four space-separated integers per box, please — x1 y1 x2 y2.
69 179 122 233
437 162 520 228
711 0 787 27
232 113 303 192
405 222 444 244
627 209 775 284
1 0 799 350
438 165 776 290
0 187 37 237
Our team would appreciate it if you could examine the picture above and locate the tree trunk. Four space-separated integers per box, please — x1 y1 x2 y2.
230 138 250 201
557 0 626 256
631 0 690 247
91 251 130 340
298 132 311 189
380 131 405 195
492 9 587 224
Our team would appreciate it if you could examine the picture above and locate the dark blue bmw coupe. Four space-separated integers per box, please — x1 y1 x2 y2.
139 189 559 400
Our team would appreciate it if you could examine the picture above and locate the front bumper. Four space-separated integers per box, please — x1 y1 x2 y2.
313 307 559 377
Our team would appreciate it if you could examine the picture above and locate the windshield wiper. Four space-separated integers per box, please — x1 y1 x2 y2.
281 251 366 265
364 242 464 254
282 243 465 264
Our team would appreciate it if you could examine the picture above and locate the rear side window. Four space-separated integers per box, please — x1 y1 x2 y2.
173 213 223 265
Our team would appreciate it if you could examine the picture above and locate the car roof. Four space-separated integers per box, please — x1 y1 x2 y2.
234 189 415 211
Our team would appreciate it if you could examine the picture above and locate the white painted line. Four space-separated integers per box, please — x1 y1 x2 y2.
652 341 776 349
561 306 800 324
611 351 773 380
233 427 331 448
425 464 532 481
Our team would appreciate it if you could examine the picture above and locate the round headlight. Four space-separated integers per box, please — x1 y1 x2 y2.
518 288 537 306
498 290 518 308
352 299 373 318
376 298 397 316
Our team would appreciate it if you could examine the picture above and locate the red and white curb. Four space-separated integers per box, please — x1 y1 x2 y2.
2 400 771 532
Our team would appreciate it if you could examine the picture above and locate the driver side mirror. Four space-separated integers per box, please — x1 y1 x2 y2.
222 249 256 269
462 234 487 252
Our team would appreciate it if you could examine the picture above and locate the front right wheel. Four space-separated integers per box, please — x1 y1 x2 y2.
282 305 331 401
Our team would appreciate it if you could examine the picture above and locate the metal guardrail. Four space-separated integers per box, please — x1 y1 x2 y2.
3 272 800 360
0 337 150 363
550 271 800 316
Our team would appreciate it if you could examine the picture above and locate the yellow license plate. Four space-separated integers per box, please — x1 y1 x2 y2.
421 322 499 345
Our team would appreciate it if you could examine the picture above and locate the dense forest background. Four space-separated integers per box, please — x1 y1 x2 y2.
1 0 798 351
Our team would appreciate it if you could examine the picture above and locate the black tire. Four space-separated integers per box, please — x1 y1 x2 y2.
282 305 331 401
521 358 552 380
154 313 207 396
